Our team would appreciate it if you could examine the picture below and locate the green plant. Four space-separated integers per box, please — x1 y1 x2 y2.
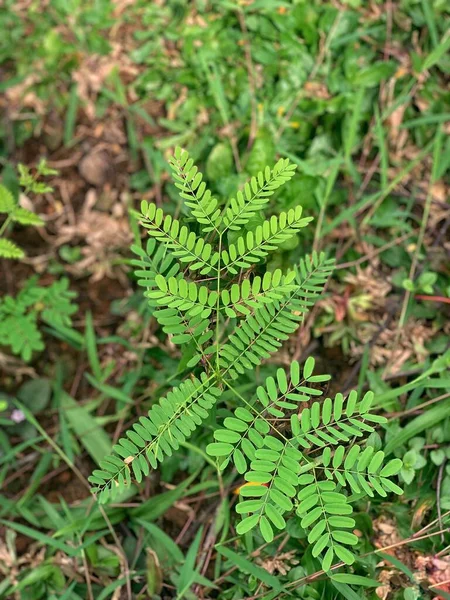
0 159 56 259
0 276 78 361
89 148 403 574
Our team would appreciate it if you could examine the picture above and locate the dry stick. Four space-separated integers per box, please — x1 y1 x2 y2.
334 232 413 270
430 577 450 590
437 460 447 543
414 509 450 539
415 294 450 305
436 544 450 558
175 511 196 546
386 392 450 419
359 153 381 196
237 8 258 150
80 546 94 600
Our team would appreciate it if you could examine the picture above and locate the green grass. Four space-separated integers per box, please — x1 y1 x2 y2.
0 0 449 598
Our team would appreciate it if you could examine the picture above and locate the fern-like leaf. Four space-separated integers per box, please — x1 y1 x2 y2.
0 184 15 213
0 313 44 361
11 207 44 226
235 436 303 543
296 474 357 570
139 201 218 275
221 159 297 233
320 444 403 497
89 374 222 503
169 147 221 233
220 269 297 318
152 305 213 348
207 358 329 472
148 274 218 319
131 238 180 290
219 253 334 378
0 276 77 360
0 239 25 259
291 390 388 450
221 207 313 275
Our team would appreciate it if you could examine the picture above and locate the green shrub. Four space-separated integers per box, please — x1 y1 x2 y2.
0 276 77 362
89 148 403 573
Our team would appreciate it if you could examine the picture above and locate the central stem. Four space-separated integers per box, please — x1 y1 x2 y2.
215 233 223 375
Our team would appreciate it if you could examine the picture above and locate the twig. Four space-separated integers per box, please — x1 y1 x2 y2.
437 460 447 543
430 576 450 590
80 546 94 600
415 294 450 305
334 232 413 270
175 512 196 546
386 392 450 419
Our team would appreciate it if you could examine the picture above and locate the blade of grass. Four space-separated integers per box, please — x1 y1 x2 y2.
331 581 366 599
176 527 203 599
420 30 450 72
85 311 102 380
385 398 450 455
397 126 444 329
421 0 439 47
313 155 342 253
216 546 283 592
374 105 388 189
344 87 365 166
400 113 450 129
60 392 112 465
0 519 80 556
84 372 133 405
129 469 199 521
17 452 53 508
64 83 79 146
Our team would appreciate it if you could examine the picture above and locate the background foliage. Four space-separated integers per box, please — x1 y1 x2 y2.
0 0 449 599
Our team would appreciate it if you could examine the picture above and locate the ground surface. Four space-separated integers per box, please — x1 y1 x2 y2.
0 1 449 599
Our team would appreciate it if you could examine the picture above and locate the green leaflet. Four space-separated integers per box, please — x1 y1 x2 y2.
148 274 217 319
220 269 297 317
0 182 44 260
221 158 297 233
139 200 219 275
89 374 222 502
293 390 389 450
221 207 313 275
170 146 221 233
11 207 44 226
130 238 180 290
207 356 330 473
0 238 25 259
219 254 335 379
0 184 15 213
